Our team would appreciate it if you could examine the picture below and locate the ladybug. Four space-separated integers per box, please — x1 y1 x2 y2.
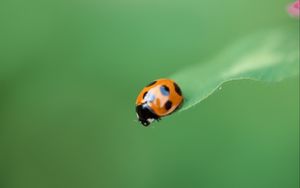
135 79 184 126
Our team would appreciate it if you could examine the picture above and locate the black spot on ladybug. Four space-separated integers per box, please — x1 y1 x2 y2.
165 101 172 111
160 85 170 96
146 81 157 87
162 85 170 92
143 91 148 99
173 82 182 96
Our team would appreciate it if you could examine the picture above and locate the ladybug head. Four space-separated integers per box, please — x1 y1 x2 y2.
136 103 160 126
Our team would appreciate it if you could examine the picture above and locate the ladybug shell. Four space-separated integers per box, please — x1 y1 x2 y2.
136 79 183 117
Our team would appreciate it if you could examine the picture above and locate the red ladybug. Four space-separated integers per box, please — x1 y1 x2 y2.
135 79 184 126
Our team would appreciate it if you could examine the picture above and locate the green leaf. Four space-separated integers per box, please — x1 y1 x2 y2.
170 27 299 111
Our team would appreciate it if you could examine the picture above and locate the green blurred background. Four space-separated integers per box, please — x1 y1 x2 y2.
0 0 299 188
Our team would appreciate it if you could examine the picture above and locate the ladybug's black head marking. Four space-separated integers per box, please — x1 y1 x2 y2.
136 104 160 127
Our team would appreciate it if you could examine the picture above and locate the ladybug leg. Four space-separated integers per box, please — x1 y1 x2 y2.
142 121 150 126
